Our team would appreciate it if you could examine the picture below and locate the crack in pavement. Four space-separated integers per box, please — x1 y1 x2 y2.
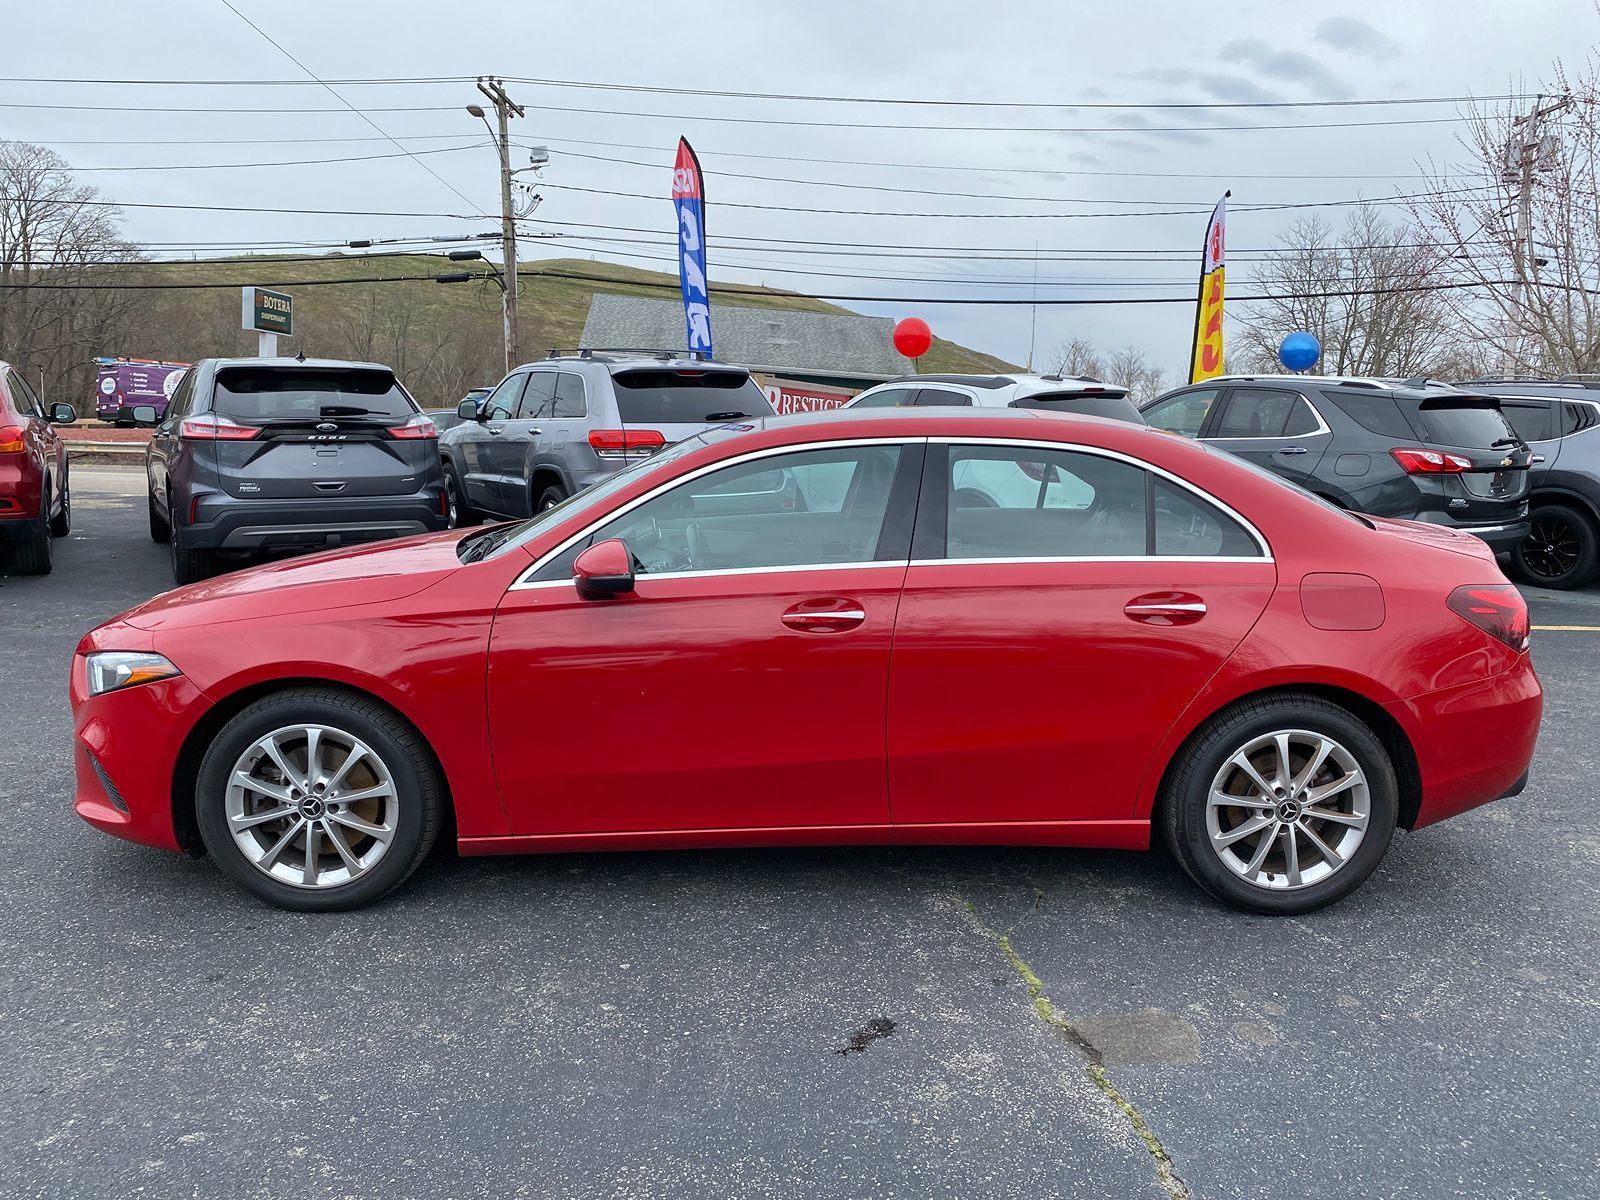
958 894 1191 1200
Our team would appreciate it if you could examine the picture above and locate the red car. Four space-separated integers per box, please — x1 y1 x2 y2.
0 360 77 575
70 409 1541 914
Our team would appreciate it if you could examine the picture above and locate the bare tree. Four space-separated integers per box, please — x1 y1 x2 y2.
1407 58 1600 375
1102 345 1168 401
0 141 144 410
1046 336 1104 379
1235 209 1459 377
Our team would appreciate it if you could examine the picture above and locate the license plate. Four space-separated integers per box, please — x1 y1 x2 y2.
1490 471 1512 494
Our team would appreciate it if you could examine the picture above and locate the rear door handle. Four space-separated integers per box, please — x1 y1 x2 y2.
781 598 867 633
1125 591 1207 626
1276 446 1309 456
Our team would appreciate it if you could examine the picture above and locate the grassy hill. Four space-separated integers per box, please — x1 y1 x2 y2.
117 254 1017 407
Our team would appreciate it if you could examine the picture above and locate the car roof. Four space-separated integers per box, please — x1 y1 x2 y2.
520 352 751 375
1160 374 1484 404
208 357 395 373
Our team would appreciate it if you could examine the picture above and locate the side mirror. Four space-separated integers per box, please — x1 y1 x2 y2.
49 403 77 424
572 538 635 600
457 398 481 421
131 405 158 426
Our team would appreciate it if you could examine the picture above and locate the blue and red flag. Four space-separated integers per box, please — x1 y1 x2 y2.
671 137 713 359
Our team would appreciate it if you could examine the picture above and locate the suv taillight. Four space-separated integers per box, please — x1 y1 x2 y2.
589 429 665 459
1391 447 1471 474
179 413 260 440
388 413 438 440
1447 584 1530 652
0 424 24 453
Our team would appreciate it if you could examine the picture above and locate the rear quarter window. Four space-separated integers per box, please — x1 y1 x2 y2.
212 367 417 423
610 370 775 423
1320 391 1416 439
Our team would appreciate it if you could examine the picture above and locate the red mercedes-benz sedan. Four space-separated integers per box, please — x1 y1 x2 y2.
70 409 1541 914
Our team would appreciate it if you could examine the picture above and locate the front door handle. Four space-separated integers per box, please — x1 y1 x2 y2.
781 598 866 633
1276 446 1309 456
1125 591 1207 626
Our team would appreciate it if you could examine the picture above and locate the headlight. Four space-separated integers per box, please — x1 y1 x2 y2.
85 651 181 696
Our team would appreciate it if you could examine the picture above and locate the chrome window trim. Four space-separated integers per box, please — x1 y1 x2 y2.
931 435 1273 559
908 555 1273 567
1199 389 1332 440
509 436 922 589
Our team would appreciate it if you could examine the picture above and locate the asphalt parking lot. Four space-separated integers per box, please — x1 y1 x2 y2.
3 466 1598 1200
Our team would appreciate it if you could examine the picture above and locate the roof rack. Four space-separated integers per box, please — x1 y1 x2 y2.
547 347 717 363
1464 376 1588 387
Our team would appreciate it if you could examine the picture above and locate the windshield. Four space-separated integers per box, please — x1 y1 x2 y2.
213 367 416 424
459 434 711 563
611 370 775 424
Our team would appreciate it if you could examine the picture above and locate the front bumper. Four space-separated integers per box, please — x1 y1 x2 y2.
184 490 448 552
1388 653 1542 829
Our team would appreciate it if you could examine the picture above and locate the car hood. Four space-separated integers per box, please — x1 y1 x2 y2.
120 530 474 630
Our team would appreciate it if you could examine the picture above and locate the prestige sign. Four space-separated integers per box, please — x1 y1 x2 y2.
241 286 294 337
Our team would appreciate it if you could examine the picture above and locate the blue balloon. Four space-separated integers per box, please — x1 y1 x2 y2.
1278 332 1321 373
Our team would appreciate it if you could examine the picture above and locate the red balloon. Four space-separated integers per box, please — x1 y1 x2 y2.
892 317 933 359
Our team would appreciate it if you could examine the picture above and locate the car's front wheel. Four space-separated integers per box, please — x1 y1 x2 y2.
1161 694 1398 914
536 484 567 513
195 688 444 911
1512 503 1600 590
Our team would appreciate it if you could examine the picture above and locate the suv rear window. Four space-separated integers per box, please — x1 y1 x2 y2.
1009 393 1145 423
212 367 416 423
1408 397 1519 448
610 369 775 423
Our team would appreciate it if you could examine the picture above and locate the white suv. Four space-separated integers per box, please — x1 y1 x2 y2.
844 373 1145 424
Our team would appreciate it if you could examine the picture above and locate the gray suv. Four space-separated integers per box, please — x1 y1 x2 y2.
1464 377 1600 588
145 358 448 584
440 351 774 521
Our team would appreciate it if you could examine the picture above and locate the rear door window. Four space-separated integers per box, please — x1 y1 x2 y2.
851 387 917 408
518 373 557 420
945 444 1147 559
211 367 419 424
1212 389 1304 438
1410 398 1518 448
610 369 774 423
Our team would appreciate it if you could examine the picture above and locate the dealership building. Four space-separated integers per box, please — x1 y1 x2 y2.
579 295 909 413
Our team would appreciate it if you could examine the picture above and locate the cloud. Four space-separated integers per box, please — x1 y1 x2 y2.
1106 112 1213 145
1313 16 1399 60
1218 38 1354 100
1194 73 1286 105
1134 68 1195 86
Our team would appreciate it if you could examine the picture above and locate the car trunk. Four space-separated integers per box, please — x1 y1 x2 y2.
1008 390 1145 425
608 367 775 447
209 366 431 500
1399 394 1532 520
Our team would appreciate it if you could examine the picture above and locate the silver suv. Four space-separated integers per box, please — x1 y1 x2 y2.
441 351 774 521
844 372 1146 423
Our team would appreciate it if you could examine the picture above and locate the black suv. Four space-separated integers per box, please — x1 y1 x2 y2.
1140 375 1534 551
1462 377 1600 588
145 358 448 584
440 351 773 522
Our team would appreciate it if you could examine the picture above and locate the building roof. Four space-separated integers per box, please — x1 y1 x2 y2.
579 294 908 378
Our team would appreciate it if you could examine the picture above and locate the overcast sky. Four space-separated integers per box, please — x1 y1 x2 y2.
4 0 1594 377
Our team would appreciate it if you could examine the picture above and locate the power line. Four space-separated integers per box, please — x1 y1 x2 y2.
0 193 484 219
217 0 479 210
62 142 489 172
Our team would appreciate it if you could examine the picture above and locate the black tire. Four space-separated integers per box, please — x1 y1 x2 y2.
170 524 214 586
10 488 53 575
536 483 567 513
1511 503 1600 590
194 687 444 911
148 491 171 543
49 477 71 537
1160 693 1398 915
443 466 472 528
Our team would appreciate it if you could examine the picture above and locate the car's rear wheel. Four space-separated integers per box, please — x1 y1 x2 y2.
10 487 53 575
195 688 443 911
1511 504 1599 590
170 525 214 585
148 491 171 543
49 478 71 537
536 483 567 513
1161 694 1398 914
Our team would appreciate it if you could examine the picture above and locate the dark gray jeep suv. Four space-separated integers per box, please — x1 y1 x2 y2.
1465 377 1600 588
440 351 774 522
1140 375 1534 551
145 358 448 584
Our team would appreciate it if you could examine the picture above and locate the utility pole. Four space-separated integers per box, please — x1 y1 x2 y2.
469 78 525 374
1505 94 1571 371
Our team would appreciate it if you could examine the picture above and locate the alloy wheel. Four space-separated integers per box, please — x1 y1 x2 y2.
1522 513 1581 581
1205 729 1370 891
224 723 400 890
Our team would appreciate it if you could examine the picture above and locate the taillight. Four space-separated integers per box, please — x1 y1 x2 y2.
1447 584 1530 652
179 413 260 440
388 413 438 440
0 424 25 453
1391 447 1472 474
588 429 665 459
